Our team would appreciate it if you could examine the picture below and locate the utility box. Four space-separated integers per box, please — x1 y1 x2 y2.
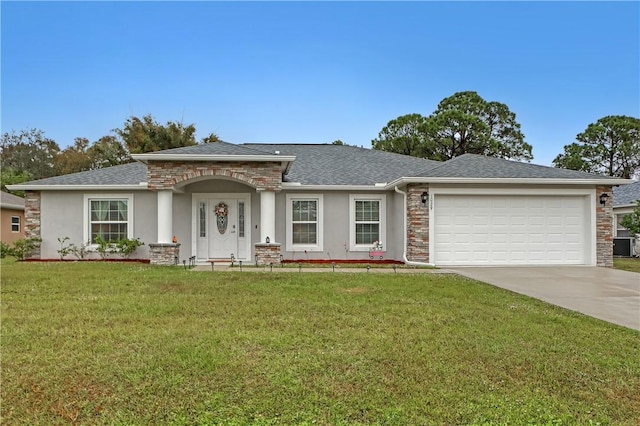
613 237 636 257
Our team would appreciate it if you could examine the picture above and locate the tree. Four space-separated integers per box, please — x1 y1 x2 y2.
620 201 640 237
1 129 60 179
421 91 531 161
372 113 429 156
114 114 197 154
372 92 532 162
553 116 640 178
331 140 345 145
88 136 130 169
200 133 222 144
54 137 93 175
0 168 32 196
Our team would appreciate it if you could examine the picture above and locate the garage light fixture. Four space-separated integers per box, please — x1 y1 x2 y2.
599 193 609 206
421 191 428 205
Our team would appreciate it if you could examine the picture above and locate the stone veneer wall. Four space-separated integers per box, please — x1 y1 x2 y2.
406 184 430 262
596 185 614 268
146 161 283 191
24 190 42 259
255 243 281 265
149 243 180 266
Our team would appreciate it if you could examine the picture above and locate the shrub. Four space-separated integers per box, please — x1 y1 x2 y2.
69 241 89 260
620 200 640 236
115 238 144 259
0 241 12 259
94 236 117 259
56 237 73 260
9 237 42 260
94 236 144 259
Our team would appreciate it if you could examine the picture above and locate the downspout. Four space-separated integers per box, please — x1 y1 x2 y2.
395 186 434 267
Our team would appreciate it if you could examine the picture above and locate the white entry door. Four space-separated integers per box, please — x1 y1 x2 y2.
209 198 238 259
194 194 250 261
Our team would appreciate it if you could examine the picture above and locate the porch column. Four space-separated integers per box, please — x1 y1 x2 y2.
157 189 173 243
259 190 276 243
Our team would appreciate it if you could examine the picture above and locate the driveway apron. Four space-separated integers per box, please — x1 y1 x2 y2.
449 267 640 331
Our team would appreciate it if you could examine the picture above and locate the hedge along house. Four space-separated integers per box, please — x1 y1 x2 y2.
8 142 631 267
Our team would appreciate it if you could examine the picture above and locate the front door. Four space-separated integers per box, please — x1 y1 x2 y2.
209 198 238 258
194 193 250 261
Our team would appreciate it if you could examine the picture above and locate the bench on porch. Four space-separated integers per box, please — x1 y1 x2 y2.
206 254 236 271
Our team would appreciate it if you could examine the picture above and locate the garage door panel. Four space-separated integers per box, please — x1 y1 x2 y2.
434 195 589 266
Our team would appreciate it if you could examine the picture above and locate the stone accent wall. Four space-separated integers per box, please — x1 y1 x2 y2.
255 243 281 265
147 161 283 190
149 243 180 266
24 190 42 259
406 184 429 262
596 185 614 268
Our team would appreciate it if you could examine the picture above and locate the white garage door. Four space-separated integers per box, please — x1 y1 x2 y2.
434 195 589 266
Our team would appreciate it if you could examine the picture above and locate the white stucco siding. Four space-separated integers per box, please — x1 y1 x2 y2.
39 191 156 260
275 190 400 261
40 192 84 259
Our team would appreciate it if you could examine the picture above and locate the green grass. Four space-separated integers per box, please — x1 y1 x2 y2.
614 257 640 273
1 261 639 425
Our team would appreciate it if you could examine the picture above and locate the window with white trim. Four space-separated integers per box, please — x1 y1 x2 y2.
11 216 20 233
349 194 386 251
84 194 134 244
616 214 631 237
286 194 323 251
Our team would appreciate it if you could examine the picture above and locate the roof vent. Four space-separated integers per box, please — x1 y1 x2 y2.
275 150 280 155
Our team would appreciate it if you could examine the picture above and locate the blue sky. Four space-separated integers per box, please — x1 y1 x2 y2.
2 1 638 166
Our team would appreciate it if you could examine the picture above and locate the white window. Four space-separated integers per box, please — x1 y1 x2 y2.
616 214 631 237
11 216 20 233
84 194 134 244
349 194 386 251
286 194 323 251
199 202 206 237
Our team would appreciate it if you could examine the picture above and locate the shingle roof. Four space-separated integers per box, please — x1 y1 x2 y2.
141 141 274 156
244 144 441 185
0 191 25 210
425 154 622 180
10 143 622 188
613 180 640 206
14 162 147 186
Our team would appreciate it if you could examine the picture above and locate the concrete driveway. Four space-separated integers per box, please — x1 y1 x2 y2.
449 267 640 331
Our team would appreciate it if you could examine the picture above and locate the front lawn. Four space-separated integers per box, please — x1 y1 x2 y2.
1 261 639 425
614 257 640 273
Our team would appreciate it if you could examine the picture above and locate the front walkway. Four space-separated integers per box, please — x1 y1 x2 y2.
450 267 640 331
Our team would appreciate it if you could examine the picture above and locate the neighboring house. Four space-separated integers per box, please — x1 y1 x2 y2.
7 142 631 267
612 180 640 256
0 191 26 244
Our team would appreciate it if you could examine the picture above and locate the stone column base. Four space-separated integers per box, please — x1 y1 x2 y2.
255 243 281 265
149 243 180 265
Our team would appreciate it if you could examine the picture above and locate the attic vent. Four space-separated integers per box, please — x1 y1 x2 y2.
275 150 280 155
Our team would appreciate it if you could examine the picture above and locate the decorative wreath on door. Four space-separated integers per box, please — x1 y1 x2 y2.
214 202 228 234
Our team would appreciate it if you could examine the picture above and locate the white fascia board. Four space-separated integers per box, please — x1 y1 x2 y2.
613 203 639 209
384 176 632 189
6 184 149 191
281 183 390 191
